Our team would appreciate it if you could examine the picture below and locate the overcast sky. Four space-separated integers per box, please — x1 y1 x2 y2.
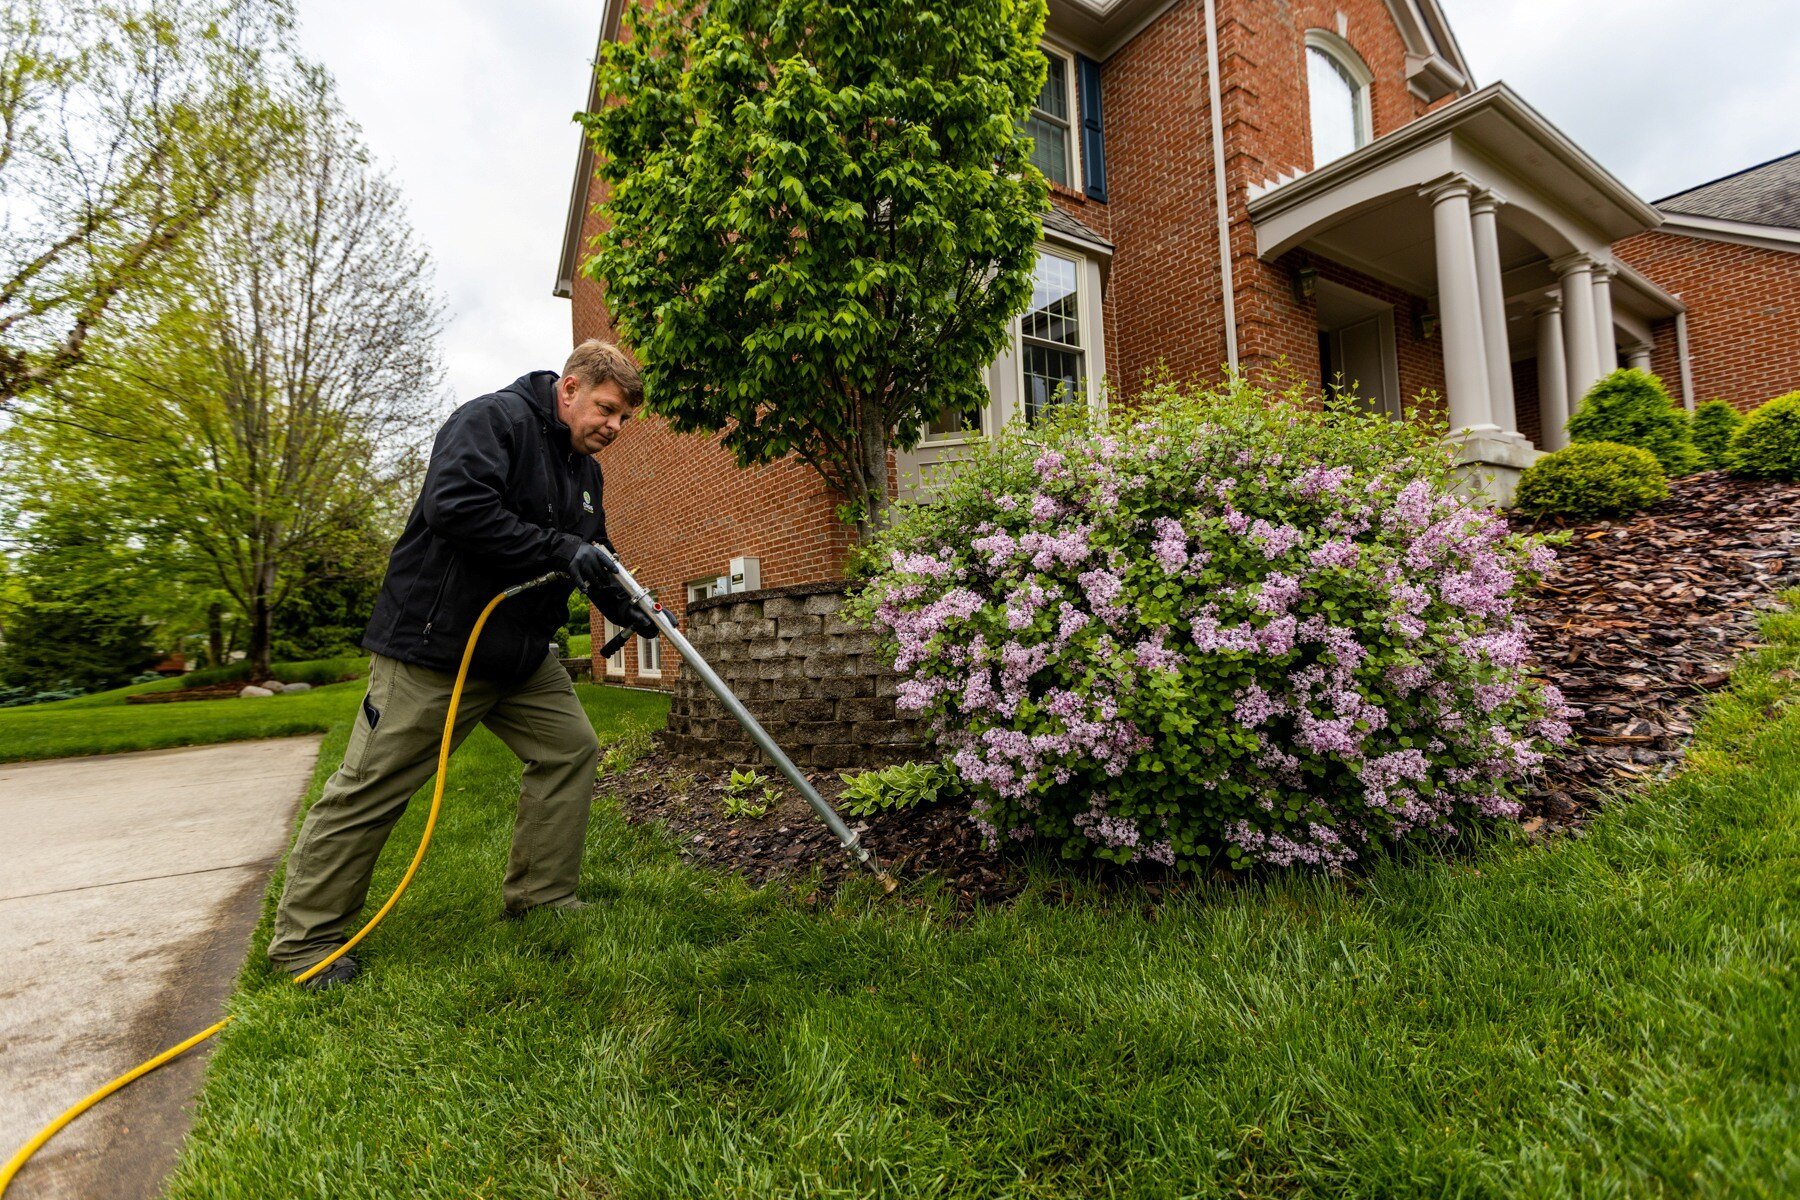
293 0 1799 411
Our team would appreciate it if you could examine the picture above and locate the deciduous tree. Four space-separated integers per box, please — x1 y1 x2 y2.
581 0 1050 540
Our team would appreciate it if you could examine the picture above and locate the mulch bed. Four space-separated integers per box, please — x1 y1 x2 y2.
608 472 1800 906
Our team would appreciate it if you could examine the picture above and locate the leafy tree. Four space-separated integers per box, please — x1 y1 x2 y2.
0 506 155 690
581 0 1051 539
13 72 440 677
0 0 297 406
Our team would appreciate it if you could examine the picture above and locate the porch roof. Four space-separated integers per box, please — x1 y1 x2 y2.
1246 82 1661 296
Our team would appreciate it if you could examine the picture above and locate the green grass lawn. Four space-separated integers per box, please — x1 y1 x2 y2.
161 612 1799 1199
0 658 373 763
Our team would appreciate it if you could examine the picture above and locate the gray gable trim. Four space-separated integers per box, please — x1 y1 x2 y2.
1656 150 1800 233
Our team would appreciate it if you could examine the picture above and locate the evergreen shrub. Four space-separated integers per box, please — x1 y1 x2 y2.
1566 368 1702 475
851 381 1573 873
1514 442 1669 520
1726 390 1800 481
1690 399 1744 470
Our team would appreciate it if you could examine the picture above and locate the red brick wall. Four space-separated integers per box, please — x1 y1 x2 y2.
1616 230 1800 412
1221 0 1454 383
1511 355 1541 447
567 0 1467 688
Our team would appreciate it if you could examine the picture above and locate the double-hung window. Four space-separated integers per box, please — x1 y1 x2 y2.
638 633 661 677
1020 250 1086 422
1025 49 1077 189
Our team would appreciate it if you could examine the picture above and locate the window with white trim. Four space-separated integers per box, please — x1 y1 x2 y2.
1020 249 1086 423
1305 32 1373 168
1025 47 1077 189
638 633 661 677
601 619 625 676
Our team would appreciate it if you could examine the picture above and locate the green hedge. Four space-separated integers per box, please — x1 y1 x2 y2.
1726 390 1800 481
1691 400 1745 470
1567 368 1702 475
1514 441 1669 520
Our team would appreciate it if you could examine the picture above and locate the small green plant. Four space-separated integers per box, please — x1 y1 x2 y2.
1567 368 1703 475
1726 390 1800 481
837 761 964 818
597 720 654 775
1514 441 1669 519
722 767 778 818
1690 399 1745 470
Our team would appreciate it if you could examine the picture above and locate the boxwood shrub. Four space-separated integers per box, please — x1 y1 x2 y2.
1567 368 1702 475
1726 390 1800 481
1690 399 1744 470
851 381 1572 874
1513 442 1669 520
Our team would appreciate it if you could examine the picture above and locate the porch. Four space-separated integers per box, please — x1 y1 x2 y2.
1248 83 1685 501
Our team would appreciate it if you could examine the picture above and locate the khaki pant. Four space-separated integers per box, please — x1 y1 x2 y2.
268 651 600 971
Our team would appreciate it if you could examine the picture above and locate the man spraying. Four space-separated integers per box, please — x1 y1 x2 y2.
267 339 657 989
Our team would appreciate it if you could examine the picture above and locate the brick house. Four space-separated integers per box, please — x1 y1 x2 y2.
556 0 1797 690
1614 151 1800 414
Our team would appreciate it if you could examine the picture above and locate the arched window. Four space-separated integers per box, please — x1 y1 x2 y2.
1305 32 1373 168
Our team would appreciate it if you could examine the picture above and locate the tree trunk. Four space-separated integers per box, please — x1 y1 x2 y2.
248 563 274 679
206 602 225 668
856 403 892 545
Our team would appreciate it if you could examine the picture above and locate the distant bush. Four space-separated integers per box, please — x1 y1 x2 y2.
1726 390 1800 481
1567 368 1703 476
1690 400 1745 470
1514 442 1669 520
178 655 368 689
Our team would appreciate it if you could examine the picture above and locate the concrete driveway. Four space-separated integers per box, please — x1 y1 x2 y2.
0 737 321 1200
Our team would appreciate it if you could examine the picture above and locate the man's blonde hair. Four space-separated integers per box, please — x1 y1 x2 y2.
563 338 644 406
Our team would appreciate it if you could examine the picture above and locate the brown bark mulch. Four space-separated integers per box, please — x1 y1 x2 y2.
607 471 1800 905
1516 471 1800 826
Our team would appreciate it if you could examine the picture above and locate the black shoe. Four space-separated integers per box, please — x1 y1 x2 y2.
502 898 589 921
296 953 360 992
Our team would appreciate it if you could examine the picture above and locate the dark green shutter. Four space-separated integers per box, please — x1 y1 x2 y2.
1077 54 1107 202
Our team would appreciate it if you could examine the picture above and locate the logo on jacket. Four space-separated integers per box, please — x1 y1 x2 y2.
582 490 594 514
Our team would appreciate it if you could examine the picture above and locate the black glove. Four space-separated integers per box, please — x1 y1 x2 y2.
592 578 659 641
566 542 614 593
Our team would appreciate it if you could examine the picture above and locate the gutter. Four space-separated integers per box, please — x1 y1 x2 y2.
1202 0 1238 369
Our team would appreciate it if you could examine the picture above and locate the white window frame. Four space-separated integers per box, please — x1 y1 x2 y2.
1026 42 1083 193
1303 30 1374 169
896 243 1107 501
637 633 661 678
601 619 626 677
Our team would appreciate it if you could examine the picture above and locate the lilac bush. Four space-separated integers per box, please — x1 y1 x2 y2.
849 380 1575 873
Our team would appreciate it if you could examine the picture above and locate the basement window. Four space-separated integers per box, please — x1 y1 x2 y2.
601 619 626 677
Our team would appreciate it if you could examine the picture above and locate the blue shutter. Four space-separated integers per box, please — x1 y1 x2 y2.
1077 54 1107 202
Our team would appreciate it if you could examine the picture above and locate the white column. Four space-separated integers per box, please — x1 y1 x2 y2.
1469 190 1518 435
1552 253 1599 411
1424 175 1496 435
1590 261 1618 374
1625 343 1652 373
1675 309 1696 410
1535 298 1570 451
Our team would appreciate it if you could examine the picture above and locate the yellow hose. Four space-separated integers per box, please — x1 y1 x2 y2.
0 591 512 1196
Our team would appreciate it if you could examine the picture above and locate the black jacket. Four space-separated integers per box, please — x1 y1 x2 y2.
362 371 610 682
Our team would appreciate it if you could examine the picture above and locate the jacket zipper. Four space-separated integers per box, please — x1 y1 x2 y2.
421 568 453 640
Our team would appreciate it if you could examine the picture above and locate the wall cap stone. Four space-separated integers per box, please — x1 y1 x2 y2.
686 578 858 615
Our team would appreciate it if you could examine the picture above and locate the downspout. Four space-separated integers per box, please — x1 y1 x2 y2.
1203 0 1239 370
1673 306 1695 410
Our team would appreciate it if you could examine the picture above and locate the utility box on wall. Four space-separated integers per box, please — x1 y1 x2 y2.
728 555 761 594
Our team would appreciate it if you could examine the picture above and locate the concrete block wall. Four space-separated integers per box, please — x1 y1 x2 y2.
658 582 924 771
